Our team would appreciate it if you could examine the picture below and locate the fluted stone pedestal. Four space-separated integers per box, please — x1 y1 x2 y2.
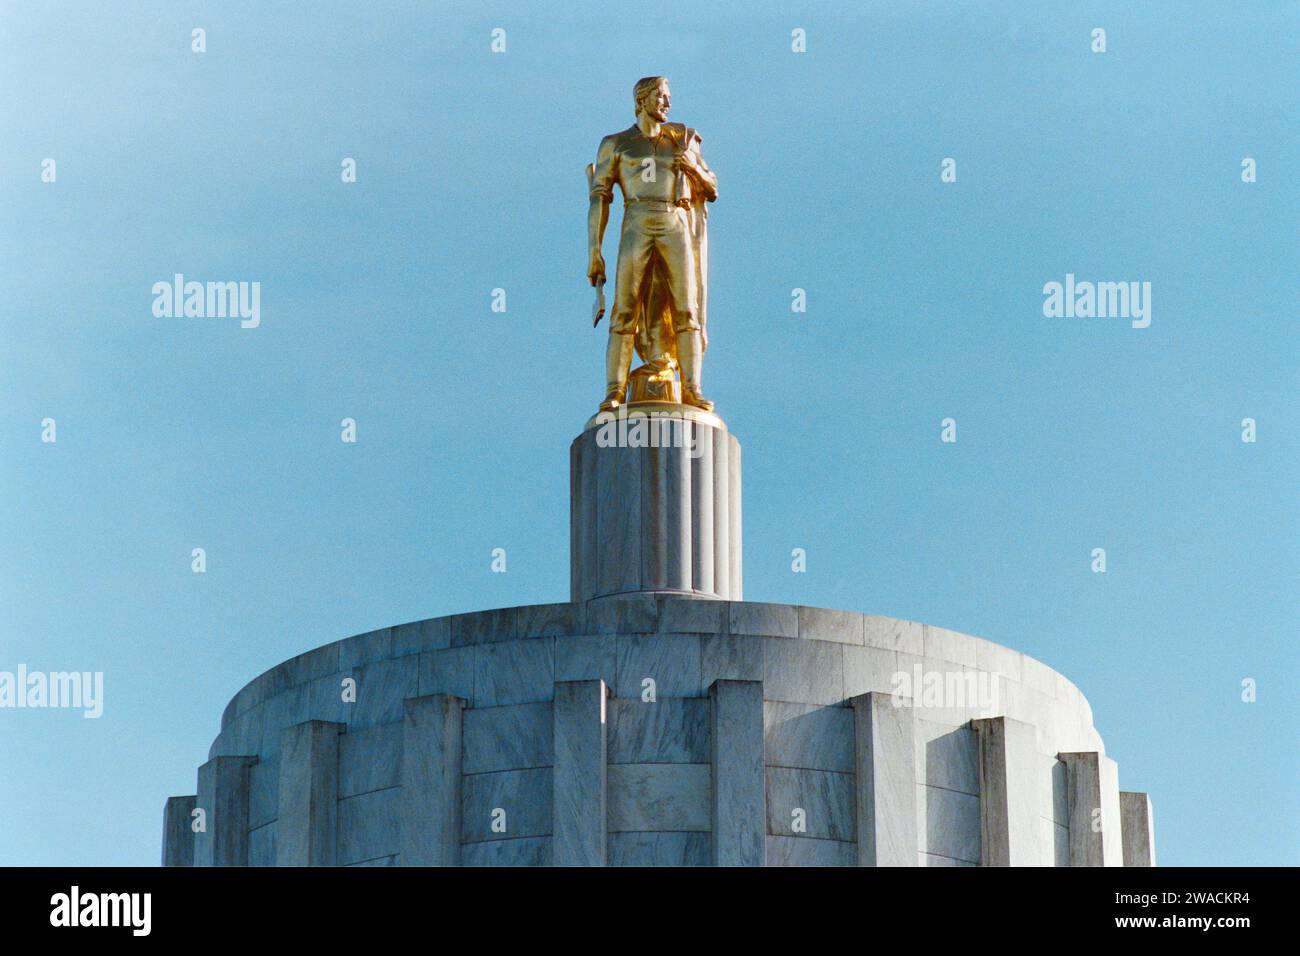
570 407 741 602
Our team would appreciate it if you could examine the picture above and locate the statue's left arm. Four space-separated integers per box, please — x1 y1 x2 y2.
677 129 717 202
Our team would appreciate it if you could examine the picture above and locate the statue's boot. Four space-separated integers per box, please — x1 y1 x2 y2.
678 330 714 412
599 332 634 411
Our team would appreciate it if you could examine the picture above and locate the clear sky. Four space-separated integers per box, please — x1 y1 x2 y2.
1 1 1295 866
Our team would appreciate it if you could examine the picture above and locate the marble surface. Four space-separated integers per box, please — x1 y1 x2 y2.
764 767 856 842
607 763 711 832
461 701 552 775
797 606 863 645
247 821 275 867
399 694 463 866
449 608 516 647
178 599 1137 867
766 835 855 866
392 617 450 657
608 698 710 764
1061 751 1123 866
276 720 343 866
571 422 742 602
971 716 1040 866
596 444 642 596
337 787 400 866
763 702 854 773
345 657 418 730
842 645 901 701
659 597 727 634
552 681 607 865
473 639 555 708
711 428 732 598
608 831 710 867
710 679 765 865
729 602 796 638
338 628 392 670
862 616 925 656
461 836 552 867
853 692 919 866
763 637 843 705
194 756 256 867
161 796 196 867
1119 791 1156 867
417 646 475 701
338 722 401 797
916 720 979 795
700 633 763 685
690 431 714 595
246 755 279 830
921 850 976 867
1099 755 1124 866
460 767 553 843
586 593 658 633
554 634 616 685
918 784 981 864
614 633 702 699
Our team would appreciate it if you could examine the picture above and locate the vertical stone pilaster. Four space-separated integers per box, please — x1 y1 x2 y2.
194 755 256 866
569 437 584 602
276 720 344 866
161 795 197 867
401 694 465 866
728 440 742 598
712 429 731 596
641 442 668 589
666 421 692 591
552 680 608 866
852 692 917 866
691 425 715 595
972 715 1040 865
710 679 765 866
1120 791 1156 867
597 445 641 594
1061 751 1122 866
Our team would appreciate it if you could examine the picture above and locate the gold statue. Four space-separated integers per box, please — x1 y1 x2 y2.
587 76 718 413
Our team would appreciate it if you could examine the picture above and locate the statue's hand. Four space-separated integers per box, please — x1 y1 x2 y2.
672 151 698 176
587 250 606 287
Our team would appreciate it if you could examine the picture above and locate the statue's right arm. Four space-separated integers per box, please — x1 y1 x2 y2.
588 136 617 283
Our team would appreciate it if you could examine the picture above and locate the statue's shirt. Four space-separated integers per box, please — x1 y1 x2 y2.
590 123 714 206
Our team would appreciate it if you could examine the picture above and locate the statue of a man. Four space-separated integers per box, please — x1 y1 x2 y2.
588 76 718 412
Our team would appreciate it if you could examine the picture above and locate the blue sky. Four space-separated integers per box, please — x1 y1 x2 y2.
1 1 1295 865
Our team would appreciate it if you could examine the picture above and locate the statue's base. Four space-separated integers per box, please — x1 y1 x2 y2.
628 364 680 405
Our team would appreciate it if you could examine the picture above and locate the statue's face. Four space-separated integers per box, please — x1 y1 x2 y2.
642 82 671 122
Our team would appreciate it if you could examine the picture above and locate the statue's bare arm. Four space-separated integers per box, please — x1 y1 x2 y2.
588 136 617 285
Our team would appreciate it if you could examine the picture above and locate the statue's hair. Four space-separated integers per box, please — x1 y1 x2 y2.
633 76 668 114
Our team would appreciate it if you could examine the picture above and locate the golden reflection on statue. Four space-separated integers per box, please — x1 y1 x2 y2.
587 76 718 413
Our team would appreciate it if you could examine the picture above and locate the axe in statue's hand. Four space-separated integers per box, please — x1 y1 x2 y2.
586 163 606 326
592 281 606 327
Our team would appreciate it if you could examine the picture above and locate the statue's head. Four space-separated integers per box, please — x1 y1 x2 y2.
633 76 671 121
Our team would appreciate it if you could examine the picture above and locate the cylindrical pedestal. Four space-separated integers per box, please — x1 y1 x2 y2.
570 407 741 602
